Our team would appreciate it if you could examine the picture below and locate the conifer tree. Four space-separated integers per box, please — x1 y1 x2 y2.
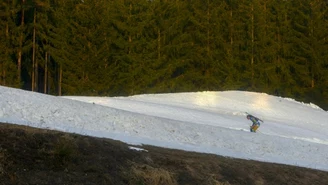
0 0 20 87
291 0 328 103
291 0 328 93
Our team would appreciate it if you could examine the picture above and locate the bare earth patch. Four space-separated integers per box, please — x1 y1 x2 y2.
0 123 327 185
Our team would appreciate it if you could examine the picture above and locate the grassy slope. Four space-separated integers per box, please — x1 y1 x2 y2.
0 123 327 185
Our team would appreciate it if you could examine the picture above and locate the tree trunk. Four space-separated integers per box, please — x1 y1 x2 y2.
44 52 48 93
18 0 25 84
251 4 254 83
128 3 132 55
207 0 210 57
158 28 161 59
58 64 62 96
2 70 5 85
229 8 234 60
230 10 233 46
32 8 36 91
2 15 9 85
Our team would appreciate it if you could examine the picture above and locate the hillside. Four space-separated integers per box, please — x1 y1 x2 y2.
1 123 327 185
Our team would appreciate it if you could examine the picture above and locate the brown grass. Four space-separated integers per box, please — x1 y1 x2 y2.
0 123 327 185
131 163 178 185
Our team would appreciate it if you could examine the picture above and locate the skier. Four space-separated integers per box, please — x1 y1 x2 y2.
246 114 263 132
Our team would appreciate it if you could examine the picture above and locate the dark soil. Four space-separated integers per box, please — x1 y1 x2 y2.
0 123 327 185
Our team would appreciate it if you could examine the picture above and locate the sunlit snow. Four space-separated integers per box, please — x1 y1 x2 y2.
0 86 327 171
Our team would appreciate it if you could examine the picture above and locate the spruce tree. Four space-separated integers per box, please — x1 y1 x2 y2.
290 0 328 97
0 0 20 87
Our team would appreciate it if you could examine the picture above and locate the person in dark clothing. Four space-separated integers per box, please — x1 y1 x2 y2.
247 114 263 132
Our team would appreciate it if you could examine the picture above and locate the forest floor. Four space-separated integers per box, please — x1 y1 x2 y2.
1 123 328 185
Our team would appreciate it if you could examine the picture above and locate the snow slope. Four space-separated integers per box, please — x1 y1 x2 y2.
0 86 327 171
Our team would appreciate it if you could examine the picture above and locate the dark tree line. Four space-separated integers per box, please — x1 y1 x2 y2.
1 0 328 109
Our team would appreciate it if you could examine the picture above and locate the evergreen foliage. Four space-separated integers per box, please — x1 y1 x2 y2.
0 0 328 109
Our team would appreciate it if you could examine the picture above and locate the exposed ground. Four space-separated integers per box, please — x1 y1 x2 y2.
1 123 327 185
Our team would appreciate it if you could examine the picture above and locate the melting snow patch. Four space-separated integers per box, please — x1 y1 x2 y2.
128 146 148 152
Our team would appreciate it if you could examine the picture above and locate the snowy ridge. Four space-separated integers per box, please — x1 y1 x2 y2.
1 86 328 171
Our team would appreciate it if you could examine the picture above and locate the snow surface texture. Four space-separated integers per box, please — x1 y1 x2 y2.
0 86 328 171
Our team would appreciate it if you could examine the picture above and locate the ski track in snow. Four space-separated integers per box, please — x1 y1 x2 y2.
1 86 328 171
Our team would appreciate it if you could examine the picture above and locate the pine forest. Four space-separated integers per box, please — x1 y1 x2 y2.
0 0 328 109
